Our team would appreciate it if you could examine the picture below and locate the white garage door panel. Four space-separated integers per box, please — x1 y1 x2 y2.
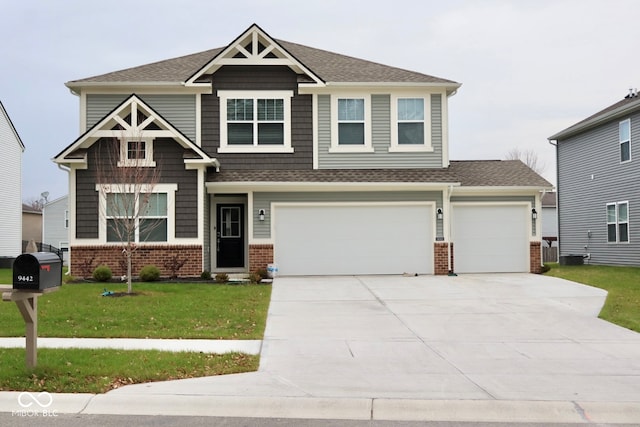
452 205 528 273
275 205 433 276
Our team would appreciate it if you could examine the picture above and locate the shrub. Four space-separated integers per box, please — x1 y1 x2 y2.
201 270 212 280
92 265 112 282
249 272 262 284
139 265 161 282
255 268 268 280
215 272 229 283
541 263 551 273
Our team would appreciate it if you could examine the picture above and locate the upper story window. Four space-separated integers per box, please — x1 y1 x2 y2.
118 138 156 167
64 210 69 229
607 201 629 243
330 95 372 152
219 90 293 153
390 96 432 152
620 119 631 163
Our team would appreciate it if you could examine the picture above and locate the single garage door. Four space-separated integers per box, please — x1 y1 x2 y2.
274 204 433 276
451 204 529 273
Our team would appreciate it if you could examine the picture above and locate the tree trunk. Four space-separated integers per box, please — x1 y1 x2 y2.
126 247 133 294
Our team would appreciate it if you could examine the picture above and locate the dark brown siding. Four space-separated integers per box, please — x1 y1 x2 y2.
202 65 313 170
75 138 198 239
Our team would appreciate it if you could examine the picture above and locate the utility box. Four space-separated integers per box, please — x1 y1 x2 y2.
13 252 62 290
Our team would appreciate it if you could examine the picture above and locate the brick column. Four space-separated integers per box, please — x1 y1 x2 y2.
530 241 542 273
249 244 274 273
434 242 450 275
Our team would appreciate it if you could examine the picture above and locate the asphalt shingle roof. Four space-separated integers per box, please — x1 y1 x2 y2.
67 40 458 86
208 160 551 188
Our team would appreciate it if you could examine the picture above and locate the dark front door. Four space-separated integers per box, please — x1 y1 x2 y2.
216 204 244 268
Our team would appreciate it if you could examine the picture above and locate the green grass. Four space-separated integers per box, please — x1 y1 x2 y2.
0 277 271 339
545 263 640 332
0 269 270 392
0 348 258 393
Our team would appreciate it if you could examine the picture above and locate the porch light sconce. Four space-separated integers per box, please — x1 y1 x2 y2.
258 209 265 221
531 208 538 220
436 208 443 220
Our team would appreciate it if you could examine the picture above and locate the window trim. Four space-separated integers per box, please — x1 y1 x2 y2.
607 201 630 244
619 119 631 163
218 90 294 153
330 94 373 153
117 137 156 167
96 183 177 244
390 95 433 152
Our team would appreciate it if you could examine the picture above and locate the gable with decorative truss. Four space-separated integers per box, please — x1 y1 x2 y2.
186 24 323 86
54 94 218 169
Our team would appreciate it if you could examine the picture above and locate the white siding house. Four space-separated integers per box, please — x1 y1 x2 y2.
0 101 25 260
42 195 70 265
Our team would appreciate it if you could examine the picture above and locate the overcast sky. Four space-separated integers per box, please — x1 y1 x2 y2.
1 0 638 202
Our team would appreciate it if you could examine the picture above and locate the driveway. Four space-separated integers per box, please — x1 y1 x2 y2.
111 273 640 404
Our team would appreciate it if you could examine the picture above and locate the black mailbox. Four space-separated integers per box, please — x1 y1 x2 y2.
13 252 62 290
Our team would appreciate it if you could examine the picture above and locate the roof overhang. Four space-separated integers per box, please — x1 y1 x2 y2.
207 181 460 194
53 94 218 169
549 97 640 141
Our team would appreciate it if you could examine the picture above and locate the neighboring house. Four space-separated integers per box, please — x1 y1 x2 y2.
541 192 558 247
549 90 639 266
54 24 551 277
42 196 70 265
22 204 42 243
0 100 25 261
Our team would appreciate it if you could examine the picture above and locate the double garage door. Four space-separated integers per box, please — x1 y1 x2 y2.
274 204 434 276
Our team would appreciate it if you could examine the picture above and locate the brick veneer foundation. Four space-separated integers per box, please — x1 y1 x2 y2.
434 242 450 275
529 241 542 274
249 244 274 273
71 245 203 278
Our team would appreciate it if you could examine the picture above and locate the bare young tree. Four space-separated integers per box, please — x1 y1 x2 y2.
504 148 546 175
95 135 162 293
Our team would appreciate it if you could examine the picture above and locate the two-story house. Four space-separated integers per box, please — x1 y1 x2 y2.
42 195 70 265
54 24 551 277
0 100 25 265
549 90 639 266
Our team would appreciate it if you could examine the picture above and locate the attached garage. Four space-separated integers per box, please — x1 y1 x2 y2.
273 203 434 276
451 204 530 273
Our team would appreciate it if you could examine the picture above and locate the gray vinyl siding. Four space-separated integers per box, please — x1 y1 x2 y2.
317 94 444 169
86 94 196 141
253 191 443 239
557 112 640 266
43 196 69 248
0 106 22 256
75 138 198 239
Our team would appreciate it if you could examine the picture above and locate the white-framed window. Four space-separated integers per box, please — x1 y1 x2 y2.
330 95 373 152
607 201 629 243
390 95 432 152
117 137 156 167
64 210 69 229
97 183 177 244
620 119 631 163
218 90 293 153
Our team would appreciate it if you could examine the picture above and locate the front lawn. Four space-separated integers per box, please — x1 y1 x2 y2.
0 270 270 392
0 277 271 339
0 349 258 393
545 263 640 333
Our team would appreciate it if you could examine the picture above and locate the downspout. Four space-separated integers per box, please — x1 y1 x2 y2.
57 163 72 276
548 139 559 261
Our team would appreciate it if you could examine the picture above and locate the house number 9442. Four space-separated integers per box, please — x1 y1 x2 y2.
17 275 34 282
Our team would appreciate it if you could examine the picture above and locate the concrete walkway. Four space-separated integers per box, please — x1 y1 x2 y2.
2 274 640 423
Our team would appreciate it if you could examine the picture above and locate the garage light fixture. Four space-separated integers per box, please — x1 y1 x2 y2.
258 209 265 221
531 208 538 220
436 208 443 220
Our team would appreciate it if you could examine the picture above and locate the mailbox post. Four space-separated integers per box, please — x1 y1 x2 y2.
1 252 62 368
